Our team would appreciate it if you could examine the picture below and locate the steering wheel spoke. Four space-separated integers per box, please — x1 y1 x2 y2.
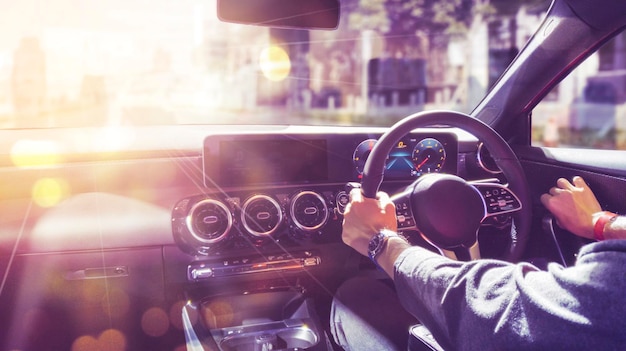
468 241 481 260
471 182 523 219
438 241 482 260
391 189 418 231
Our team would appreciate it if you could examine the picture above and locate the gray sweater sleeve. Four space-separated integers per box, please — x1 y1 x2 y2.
393 240 626 351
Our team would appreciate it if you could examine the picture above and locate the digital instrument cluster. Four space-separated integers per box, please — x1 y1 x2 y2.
352 133 457 180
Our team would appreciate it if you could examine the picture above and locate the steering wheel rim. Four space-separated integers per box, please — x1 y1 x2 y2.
361 110 530 262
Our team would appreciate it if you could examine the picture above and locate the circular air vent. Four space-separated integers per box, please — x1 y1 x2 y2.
290 191 328 231
241 195 283 237
477 142 502 174
186 199 232 244
335 191 350 215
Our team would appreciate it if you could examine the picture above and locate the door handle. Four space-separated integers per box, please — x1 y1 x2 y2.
64 266 129 280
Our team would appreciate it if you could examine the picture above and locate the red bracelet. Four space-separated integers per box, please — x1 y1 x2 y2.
593 211 618 241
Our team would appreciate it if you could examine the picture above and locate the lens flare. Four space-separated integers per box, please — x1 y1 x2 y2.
259 46 291 81
72 329 126 351
31 177 70 208
141 307 170 337
203 300 234 328
98 329 126 351
72 335 99 351
169 300 187 330
10 139 63 168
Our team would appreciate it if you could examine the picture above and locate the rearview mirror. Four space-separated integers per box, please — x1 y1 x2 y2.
217 0 340 30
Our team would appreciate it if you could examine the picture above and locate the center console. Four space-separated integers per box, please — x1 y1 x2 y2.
182 289 332 351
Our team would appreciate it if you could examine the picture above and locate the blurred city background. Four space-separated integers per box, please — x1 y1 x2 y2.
1 0 625 149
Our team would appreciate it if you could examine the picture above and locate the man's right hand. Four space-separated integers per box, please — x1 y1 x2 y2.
341 188 398 257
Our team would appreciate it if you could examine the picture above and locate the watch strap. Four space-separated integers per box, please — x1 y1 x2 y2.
368 229 398 269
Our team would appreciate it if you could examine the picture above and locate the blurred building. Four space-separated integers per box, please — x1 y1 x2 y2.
12 37 46 127
585 33 626 104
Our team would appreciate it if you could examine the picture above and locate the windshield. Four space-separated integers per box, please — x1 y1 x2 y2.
1 0 543 129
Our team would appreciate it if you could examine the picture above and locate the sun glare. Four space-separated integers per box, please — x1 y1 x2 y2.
259 46 291 82
32 177 70 208
10 140 63 168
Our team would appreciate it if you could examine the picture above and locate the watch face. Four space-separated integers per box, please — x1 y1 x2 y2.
368 233 383 258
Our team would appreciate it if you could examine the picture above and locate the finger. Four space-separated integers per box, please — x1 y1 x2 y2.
541 195 562 217
349 188 363 202
383 202 398 230
383 200 396 215
573 176 600 205
549 187 561 196
540 193 553 207
556 177 574 190
376 191 390 202
572 176 587 189
343 202 352 215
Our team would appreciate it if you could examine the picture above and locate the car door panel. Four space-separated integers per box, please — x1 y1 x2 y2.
516 145 626 265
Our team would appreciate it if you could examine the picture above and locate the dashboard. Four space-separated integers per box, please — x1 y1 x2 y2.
168 130 494 283
0 126 493 286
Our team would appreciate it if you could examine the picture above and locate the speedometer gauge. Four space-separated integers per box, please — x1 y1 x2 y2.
412 138 446 174
353 139 377 174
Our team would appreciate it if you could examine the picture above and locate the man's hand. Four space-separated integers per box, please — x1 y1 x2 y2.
341 188 398 257
540 176 602 239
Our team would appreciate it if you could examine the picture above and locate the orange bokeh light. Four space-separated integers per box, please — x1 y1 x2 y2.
259 46 291 82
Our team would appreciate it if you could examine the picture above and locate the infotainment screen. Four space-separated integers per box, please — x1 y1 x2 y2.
207 138 328 186
203 132 458 188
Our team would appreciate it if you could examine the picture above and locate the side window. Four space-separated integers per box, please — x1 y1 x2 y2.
532 32 626 150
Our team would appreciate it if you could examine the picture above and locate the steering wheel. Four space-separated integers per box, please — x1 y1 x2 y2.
361 110 531 262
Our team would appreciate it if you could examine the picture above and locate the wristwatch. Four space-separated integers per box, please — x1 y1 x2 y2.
368 229 397 264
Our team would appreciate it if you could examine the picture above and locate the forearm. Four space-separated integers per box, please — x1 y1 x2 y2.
391 247 530 349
